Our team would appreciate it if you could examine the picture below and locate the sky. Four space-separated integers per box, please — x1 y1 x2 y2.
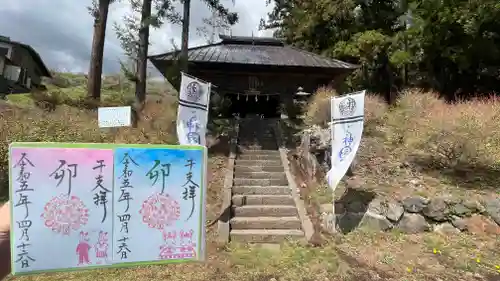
0 0 275 74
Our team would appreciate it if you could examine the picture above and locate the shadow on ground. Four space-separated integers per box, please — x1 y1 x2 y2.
335 187 377 234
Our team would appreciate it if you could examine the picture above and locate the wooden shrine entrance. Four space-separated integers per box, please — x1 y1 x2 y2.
227 93 280 118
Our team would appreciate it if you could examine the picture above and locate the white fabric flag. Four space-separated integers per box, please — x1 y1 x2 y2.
177 73 211 146
326 90 366 191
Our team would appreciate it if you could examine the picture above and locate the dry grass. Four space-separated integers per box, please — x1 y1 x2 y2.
305 87 500 198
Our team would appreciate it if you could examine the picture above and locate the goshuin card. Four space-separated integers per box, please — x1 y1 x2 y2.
9 143 207 275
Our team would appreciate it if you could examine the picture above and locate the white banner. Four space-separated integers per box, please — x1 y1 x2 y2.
176 73 211 146
326 90 366 192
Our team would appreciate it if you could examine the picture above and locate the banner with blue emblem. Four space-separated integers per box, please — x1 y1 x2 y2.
176 72 211 146
326 90 366 194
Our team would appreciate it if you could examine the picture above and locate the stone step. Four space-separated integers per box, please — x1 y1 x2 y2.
235 165 283 173
235 159 282 167
233 171 286 180
234 178 288 186
239 149 280 156
238 136 275 140
233 186 291 195
238 141 277 145
233 205 298 217
239 145 279 151
232 194 294 206
230 216 301 230
230 229 304 243
239 132 273 135
238 154 282 161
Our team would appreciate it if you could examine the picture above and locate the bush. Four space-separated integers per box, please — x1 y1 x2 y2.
304 87 387 135
0 94 177 199
304 87 500 170
386 89 500 168
304 87 337 127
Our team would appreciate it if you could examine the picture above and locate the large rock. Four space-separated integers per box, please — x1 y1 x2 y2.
402 196 429 213
306 125 331 149
483 198 500 226
462 214 500 235
360 211 393 231
450 216 468 231
366 198 388 216
463 199 485 214
397 213 430 233
386 201 404 222
337 212 392 232
450 202 473 217
423 197 450 221
434 222 460 235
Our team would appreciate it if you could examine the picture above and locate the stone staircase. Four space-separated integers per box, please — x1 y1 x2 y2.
229 118 304 243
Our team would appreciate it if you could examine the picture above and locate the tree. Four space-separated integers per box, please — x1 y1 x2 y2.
115 0 181 126
179 0 239 72
261 0 500 100
135 0 153 114
87 0 118 100
196 9 232 44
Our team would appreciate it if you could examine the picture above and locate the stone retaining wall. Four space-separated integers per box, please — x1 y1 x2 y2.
321 194 500 235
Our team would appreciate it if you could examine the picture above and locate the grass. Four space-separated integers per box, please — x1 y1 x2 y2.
304 87 500 199
9 230 498 281
2 77 500 281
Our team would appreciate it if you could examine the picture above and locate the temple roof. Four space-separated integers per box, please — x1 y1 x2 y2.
149 34 358 70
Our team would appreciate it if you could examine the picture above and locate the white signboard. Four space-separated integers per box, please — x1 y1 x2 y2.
98 106 131 128
177 73 211 146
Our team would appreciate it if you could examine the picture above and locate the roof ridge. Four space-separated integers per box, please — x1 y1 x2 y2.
286 45 358 69
149 41 359 70
148 42 223 59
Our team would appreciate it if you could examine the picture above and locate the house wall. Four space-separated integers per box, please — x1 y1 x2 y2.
9 45 42 86
0 42 13 59
0 56 4 75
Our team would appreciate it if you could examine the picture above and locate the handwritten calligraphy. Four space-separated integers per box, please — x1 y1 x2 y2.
92 160 110 223
49 160 78 196
182 159 199 221
13 153 36 268
116 153 138 260
146 160 171 194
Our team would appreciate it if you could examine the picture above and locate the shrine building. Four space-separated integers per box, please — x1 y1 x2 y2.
149 34 358 118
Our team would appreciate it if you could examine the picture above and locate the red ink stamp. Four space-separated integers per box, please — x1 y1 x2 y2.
139 193 180 230
95 231 109 264
159 229 196 260
76 231 92 265
41 194 89 235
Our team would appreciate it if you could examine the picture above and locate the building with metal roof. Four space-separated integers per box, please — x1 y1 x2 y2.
149 34 358 117
0 35 52 94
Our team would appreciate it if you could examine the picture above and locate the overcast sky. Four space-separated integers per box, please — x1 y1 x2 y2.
0 0 274 74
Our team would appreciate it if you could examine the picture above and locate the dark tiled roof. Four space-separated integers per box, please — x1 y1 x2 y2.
149 34 358 70
0 36 51 77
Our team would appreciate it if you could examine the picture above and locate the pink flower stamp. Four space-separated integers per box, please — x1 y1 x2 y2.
41 194 89 235
139 193 180 230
